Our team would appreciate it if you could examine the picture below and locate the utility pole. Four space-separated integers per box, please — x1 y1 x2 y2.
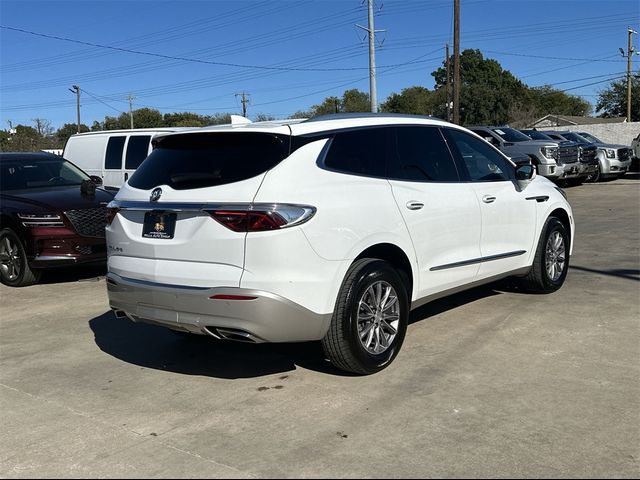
69 85 81 133
127 94 136 129
453 0 460 124
446 43 451 122
357 0 385 113
235 92 250 117
620 27 637 122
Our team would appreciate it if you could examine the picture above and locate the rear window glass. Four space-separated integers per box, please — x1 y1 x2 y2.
105 136 126 170
125 135 151 169
128 132 290 190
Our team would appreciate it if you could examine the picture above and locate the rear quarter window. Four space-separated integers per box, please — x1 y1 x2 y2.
128 132 290 190
322 127 391 178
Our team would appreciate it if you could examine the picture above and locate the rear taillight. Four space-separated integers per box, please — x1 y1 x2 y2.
206 204 315 232
106 207 120 225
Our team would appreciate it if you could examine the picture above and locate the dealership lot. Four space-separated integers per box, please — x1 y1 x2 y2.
1 176 638 478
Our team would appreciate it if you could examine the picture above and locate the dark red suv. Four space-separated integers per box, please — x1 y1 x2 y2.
0 152 115 286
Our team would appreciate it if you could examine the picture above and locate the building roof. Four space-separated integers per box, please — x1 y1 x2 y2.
530 115 627 127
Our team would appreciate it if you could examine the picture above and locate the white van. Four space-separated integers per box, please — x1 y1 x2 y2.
63 128 190 189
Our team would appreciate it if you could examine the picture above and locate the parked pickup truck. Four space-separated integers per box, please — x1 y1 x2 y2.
575 132 633 182
535 131 599 185
469 126 572 182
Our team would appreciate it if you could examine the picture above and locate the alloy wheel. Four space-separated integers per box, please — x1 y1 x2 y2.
357 281 400 355
545 231 566 282
0 235 21 281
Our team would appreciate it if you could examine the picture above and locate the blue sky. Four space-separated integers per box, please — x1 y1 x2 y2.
1 0 638 129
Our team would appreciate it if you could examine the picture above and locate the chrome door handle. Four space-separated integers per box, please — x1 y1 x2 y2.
406 201 424 210
482 195 496 204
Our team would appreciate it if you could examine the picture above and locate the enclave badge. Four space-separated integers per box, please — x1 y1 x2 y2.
150 187 162 202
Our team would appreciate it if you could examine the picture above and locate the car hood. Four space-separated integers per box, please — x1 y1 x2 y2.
512 139 558 147
590 142 630 149
1 185 114 213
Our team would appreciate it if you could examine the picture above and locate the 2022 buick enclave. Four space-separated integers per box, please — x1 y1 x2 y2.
106 114 574 374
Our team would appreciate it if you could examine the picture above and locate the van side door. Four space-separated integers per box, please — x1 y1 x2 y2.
123 135 152 183
104 136 127 188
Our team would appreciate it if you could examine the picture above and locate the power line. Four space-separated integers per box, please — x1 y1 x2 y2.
0 24 382 73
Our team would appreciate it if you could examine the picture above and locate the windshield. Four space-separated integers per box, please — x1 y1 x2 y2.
490 127 531 142
521 130 554 141
0 157 89 191
558 132 589 143
578 132 602 143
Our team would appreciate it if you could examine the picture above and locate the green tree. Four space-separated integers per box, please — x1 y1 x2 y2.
55 123 90 147
0 125 41 152
311 96 341 115
100 108 164 130
341 89 370 112
432 49 529 125
254 113 275 122
163 112 209 127
381 86 434 115
308 89 371 117
529 86 591 117
596 75 640 121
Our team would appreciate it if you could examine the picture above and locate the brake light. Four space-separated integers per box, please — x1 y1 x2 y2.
106 207 120 225
209 210 287 232
206 204 316 232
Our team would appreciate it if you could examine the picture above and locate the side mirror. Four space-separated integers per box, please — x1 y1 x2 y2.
511 155 531 166
515 164 535 191
89 175 103 185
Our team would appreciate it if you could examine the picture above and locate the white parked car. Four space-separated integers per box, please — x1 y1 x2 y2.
106 114 574 374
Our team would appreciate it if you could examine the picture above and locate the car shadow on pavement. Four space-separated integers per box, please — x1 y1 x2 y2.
40 264 107 284
89 311 347 379
569 265 639 282
409 283 503 324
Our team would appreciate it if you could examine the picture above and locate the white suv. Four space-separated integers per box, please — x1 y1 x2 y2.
106 114 574 374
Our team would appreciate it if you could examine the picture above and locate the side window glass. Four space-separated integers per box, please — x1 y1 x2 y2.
323 128 389 178
389 127 459 182
447 129 514 182
125 136 151 169
105 137 126 170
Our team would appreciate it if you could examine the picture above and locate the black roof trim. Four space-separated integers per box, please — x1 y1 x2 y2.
302 112 444 123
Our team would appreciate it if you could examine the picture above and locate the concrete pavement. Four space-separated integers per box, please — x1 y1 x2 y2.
1 176 639 478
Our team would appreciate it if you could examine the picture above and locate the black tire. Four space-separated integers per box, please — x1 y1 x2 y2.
585 164 601 183
520 217 569 293
0 228 41 287
321 258 409 375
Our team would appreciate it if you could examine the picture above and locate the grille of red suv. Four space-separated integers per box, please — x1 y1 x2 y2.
65 207 107 237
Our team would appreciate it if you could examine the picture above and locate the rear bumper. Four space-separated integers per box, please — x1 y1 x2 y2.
106 272 331 343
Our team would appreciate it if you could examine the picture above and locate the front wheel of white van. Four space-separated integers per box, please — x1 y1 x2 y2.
322 258 409 375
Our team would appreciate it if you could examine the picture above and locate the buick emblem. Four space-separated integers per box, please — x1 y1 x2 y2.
150 187 162 202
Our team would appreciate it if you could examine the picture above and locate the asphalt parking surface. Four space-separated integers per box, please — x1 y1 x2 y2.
1 175 639 478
